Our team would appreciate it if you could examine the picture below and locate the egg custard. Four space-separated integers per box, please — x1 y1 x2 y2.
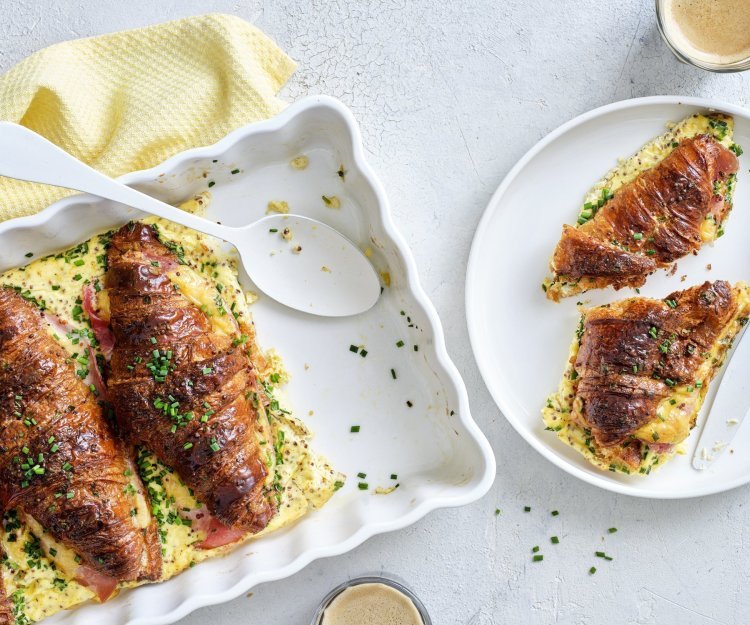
543 281 750 475
0 194 342 624
544 113 741 301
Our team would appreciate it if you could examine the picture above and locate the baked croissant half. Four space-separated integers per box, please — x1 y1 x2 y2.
0 287 161 622
545 132 739 301
105 223 276 543
543 280 750 474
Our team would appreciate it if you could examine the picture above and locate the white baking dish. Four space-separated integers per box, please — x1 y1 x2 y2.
0 96 495 625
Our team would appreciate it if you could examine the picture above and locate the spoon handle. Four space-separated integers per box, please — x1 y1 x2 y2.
0 122 234 242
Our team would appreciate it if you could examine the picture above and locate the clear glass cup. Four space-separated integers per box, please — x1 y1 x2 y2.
655 0 750 72
311 575 432 625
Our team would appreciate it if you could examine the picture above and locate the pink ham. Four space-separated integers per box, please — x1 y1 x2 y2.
649 442 674 454
82 284 115 359
76 566 119 602
184 507 246 549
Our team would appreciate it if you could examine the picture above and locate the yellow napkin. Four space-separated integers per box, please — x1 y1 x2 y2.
0 13 296 220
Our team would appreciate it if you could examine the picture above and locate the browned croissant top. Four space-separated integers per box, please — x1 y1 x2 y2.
548 135 738 299
0 287 160 603
105 223 275 534
574 281 737 447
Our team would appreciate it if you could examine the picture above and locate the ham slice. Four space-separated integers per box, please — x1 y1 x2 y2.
82 284 115 359
75 566 119 602
184 507 246 549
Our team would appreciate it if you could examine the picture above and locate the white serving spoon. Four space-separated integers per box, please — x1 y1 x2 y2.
0 123 381 317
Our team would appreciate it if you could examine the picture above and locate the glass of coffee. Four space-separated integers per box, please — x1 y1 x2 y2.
656 0 750 71
311 576 432 625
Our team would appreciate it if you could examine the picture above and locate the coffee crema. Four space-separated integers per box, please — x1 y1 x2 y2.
661 0 750 66
321 583 424 625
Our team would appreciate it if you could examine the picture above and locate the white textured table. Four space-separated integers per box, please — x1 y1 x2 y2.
3 1 750 623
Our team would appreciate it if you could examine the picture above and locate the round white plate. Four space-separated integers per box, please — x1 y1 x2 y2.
467 96 750 499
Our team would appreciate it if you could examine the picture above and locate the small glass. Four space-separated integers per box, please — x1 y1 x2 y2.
655 0 750 72
311 575 432 625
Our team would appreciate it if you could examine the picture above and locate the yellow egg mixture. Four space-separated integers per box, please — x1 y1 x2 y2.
543 112 746 474
0 194 343 624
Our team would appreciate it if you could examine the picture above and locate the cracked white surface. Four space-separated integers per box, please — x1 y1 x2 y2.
3 1 750 624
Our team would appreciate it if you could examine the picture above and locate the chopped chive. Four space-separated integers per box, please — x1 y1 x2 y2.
532 546 540 553
532 555 543 562
24 252 33 258
406 400 413 407
208 180 216 188
396 340 405 348
150 337 157 344
632 232 643 240
183 442 193 450
414 345 419 351
231 168 240 175
350 425 360 433
349 344 359 353
551 536 559 544
495 508 501 516
524 506 531 512
390 368 397 379
357 472 367 479
360 349 368 357
358 482 368 490
390 473 398 480
608 527 618 533
589 566 597 574
551 510 559 516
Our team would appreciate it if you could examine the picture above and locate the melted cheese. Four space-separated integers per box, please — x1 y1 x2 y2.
0 194 342 623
